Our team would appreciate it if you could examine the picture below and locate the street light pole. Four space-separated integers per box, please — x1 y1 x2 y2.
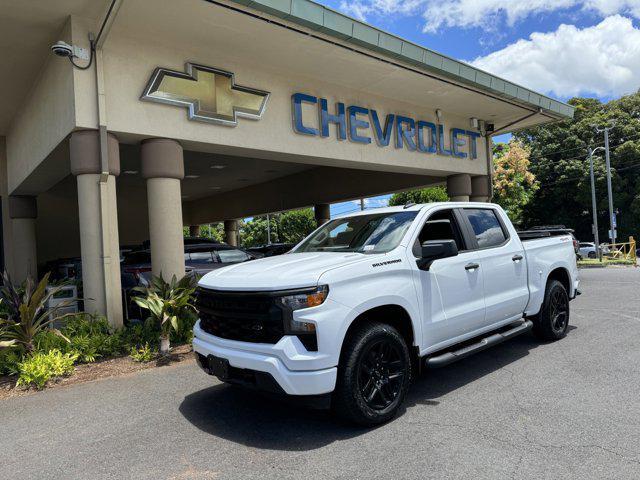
596 125 616 244
588 146 604 261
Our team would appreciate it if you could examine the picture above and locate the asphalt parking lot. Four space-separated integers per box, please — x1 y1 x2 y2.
2 267 640 480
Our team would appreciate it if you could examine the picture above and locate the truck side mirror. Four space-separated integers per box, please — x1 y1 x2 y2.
417 239 458 270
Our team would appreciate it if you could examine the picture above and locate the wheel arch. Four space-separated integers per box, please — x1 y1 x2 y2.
547 266 572 296
339 304 418 363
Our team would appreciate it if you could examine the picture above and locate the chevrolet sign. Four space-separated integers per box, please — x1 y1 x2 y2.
291 92 482 158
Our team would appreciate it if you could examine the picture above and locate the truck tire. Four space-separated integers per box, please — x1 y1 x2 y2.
532 279 570 341
333 322 412 426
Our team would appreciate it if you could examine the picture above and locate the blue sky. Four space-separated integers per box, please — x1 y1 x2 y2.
323 0 640 216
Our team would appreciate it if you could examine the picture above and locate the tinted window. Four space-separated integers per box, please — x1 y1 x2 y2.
417 209 465 251
186 251 216 264
217 249 251 263
465 209 507 248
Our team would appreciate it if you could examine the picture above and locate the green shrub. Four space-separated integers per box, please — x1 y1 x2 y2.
130 343 155 363
32 314 126 363
0 347 23 375
171 308 197 344
16 350 77 389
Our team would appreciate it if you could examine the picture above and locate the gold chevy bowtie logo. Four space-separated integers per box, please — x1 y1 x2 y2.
141 63 269 126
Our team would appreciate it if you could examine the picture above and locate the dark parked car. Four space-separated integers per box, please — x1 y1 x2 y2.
121 242 257 321
246 243 295 257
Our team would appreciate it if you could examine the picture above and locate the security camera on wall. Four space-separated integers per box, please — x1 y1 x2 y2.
51 41 74 57
50 40 90 60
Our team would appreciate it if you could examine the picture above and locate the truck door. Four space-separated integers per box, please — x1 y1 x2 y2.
460 207 529 327
411 208 486 350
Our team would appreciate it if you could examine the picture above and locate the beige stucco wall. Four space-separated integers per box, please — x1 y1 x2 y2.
5 19 76 195
0 137 14 275
93 32 487 177
36 175 151 265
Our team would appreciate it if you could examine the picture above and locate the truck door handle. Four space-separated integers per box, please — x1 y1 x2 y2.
465 263 480 271
512 254 523 262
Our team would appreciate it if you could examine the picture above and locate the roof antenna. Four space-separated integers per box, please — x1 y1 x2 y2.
403 202 416 209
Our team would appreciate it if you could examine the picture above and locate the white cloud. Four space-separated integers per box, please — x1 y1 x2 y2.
470 15 640 97
338 0 640 32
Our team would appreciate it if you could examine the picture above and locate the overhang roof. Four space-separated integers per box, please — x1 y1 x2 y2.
213 0 574 121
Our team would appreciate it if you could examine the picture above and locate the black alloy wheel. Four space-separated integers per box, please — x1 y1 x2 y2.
549 287 569 334
333 322 412 426
531 279 570 341
357 339 406 411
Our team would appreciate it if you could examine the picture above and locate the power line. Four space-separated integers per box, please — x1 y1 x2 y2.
524 130 640 169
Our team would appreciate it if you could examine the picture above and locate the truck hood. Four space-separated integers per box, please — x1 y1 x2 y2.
198 252 369 291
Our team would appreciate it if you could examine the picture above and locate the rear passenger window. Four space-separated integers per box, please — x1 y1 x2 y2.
217 249 251 263
465 209 507 248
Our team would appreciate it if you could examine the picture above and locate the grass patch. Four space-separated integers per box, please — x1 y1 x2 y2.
578 258 636 267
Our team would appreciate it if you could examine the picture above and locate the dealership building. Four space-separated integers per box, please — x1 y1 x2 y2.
0 0 574 327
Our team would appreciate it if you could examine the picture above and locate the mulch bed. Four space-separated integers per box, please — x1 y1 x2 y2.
0 344 194 400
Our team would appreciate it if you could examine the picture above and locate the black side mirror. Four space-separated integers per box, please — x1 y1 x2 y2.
416 239 458 270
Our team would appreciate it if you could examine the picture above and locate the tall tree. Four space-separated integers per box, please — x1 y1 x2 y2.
515 91 640 242
388 186 449 206
239 208 316 247
492 140 538 226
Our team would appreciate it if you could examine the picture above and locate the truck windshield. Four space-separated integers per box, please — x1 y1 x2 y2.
295 211 418 254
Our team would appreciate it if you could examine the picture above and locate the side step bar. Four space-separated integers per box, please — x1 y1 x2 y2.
425 319 533 369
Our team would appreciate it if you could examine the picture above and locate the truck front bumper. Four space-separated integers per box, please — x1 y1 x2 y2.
192 323 337 396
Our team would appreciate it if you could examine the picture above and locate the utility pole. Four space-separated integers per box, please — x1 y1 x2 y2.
588 146 604 261
266 213 271 244
596 124 616 244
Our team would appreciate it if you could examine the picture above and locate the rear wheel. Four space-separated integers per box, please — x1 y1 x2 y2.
333 322 411 426
532 279 570 341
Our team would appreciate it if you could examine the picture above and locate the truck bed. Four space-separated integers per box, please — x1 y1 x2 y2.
522 233 577 316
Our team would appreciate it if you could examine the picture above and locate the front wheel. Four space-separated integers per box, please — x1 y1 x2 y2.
531 279 570 341
333 322 412 426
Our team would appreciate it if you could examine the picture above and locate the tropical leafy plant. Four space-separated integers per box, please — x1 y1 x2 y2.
130 343 155 363
0 272 73 353
16 349 77 389
132 274 197 355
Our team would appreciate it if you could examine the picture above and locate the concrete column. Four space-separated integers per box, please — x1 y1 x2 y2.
70 130 123 328
446 174 472 202
9 196 37 283
485 135 494 202
189 225 201 237
224 220 239 246
141 139 185 280
314 203 330 226
470 176 491 203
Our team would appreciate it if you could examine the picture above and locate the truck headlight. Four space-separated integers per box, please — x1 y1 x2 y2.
278 285 328 335
278 285 329 312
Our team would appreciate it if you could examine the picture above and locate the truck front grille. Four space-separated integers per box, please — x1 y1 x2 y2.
196 288 285 344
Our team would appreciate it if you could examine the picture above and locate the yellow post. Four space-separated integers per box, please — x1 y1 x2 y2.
630 236 636 265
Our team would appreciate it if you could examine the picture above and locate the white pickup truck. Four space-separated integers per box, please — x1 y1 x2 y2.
193 202 579 425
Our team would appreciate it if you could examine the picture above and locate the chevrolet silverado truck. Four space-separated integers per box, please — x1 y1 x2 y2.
193 202 579 425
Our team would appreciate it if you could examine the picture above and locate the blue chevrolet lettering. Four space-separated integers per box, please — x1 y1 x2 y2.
291 93 481 159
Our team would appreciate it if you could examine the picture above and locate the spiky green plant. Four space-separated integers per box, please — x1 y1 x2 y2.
132 273 197 354
0 272 72 353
